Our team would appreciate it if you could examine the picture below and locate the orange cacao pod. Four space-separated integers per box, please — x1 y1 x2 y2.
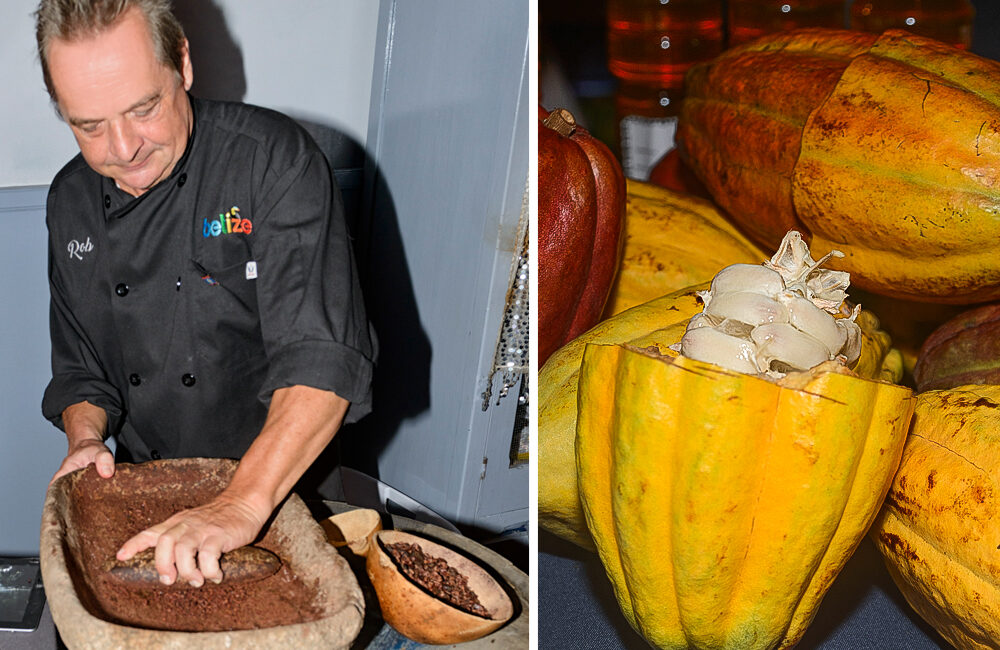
678 28 1000 304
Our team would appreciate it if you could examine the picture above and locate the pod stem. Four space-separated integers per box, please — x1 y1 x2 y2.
543 108 577 137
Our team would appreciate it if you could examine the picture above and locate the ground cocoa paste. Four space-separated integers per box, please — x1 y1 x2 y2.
65 463 325 632
383 541 490 618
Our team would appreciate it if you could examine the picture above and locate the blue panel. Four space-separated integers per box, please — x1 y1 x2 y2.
0 185 66 555
348 0 529 529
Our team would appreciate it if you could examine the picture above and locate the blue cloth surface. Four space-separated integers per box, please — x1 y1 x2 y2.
538 532 948 649
365 625 426 649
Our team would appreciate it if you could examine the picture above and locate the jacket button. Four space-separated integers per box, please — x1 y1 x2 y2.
181 373 196 387
128 373 141 386
115 283 129 297
104 194 111 208
177 173 187 187
150 450 161 460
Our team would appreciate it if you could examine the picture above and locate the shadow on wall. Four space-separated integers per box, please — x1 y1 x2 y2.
293 138 434 499
172 0 246 101
171 1 433 498
335 163 433 484
292 141 434 502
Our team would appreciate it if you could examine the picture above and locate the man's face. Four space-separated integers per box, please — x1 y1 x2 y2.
47 7 193 197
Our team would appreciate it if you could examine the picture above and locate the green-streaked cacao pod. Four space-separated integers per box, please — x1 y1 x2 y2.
679 28 1000 304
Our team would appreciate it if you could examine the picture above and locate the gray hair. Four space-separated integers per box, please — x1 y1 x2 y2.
35 0 187 102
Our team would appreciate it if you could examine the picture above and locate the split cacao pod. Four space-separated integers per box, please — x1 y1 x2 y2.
678 28 1000 303
578 347 915 649
913 303 1000 393
873 385 1000 650
539 106 626 365
539 281 902 549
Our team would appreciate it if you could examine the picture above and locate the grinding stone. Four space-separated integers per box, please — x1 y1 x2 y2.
40 458 364 649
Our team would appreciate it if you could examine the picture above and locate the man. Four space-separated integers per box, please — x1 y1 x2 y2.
36 0 375 588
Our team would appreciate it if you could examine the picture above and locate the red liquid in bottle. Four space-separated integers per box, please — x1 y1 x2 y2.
728 1 847 47
607 0 725 86
850 1 974 49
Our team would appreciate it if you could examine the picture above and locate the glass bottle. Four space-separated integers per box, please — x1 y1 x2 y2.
849 1 974 49
607 0 725 86
606 0 724 180
728 1 848 48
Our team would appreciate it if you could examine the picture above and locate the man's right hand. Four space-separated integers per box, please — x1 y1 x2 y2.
51 401 114 485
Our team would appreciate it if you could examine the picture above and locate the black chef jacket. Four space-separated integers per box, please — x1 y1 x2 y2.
41 96 376 462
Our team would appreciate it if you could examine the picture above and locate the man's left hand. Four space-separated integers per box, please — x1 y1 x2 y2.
115 492 270 587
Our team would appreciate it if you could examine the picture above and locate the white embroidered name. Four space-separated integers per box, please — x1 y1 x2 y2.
67 237 94 260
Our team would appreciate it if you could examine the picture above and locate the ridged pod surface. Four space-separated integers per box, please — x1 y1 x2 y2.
603 181 767 318
913 303 1000 392
539 106 626 365
872 386 1000 650
679 29 875 249
538 284 902 549
540 286 705 549
679 29 1000 303
577 348 914 649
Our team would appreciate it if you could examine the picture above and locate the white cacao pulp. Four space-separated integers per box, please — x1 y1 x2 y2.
671 231 862 379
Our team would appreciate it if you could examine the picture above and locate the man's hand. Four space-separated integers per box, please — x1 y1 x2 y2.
114 385 349 588
51 401 113 485
115 492 269 587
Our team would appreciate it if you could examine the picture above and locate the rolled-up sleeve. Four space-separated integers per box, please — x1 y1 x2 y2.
252 149 376 423
42 234 125 436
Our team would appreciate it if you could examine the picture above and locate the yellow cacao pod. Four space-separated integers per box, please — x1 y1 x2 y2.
539 284 903 548
540 286 704 548
679 29 1000 303
578 347 915 649
873 386 1000 650
602 181 766 318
